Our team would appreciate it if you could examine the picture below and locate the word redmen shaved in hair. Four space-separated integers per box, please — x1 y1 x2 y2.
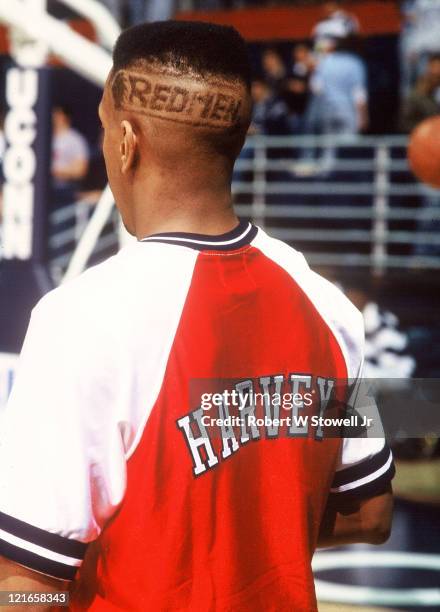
111 70 245 129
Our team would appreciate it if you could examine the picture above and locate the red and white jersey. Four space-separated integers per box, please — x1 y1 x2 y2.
0 222 394 611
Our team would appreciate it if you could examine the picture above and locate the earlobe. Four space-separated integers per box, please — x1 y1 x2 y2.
120 120 137 174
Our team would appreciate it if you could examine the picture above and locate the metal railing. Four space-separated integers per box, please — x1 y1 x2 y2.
232 134 440 273
46 134 440 281
49 197 119 283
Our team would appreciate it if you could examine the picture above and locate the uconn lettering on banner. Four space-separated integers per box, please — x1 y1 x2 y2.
2 67 38 260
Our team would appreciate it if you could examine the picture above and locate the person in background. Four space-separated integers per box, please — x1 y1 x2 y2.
284 43 315 133
400 55 440 256
250 78 290 136
261 48 287 97
312 1 359 53
399 0 418 96
400 0 440 89
400 53 440 131
52 105 89 208
303 36 368 172
233 78 289 185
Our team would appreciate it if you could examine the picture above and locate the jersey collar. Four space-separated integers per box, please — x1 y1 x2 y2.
139 220 258 252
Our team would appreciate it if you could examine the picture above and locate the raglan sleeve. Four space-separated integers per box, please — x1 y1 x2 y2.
0 292 127 580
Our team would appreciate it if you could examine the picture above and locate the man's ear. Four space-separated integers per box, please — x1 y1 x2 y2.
120 119 137 174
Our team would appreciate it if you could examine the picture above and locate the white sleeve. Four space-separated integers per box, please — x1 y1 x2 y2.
0 293 126 580
330 375 395 499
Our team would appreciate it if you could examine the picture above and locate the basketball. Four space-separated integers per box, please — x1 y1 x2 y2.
407 116 440 188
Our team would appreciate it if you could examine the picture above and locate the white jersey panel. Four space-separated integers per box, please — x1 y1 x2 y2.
0 242 198 571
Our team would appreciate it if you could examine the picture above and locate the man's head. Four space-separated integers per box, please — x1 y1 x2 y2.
52 104 73 133
99 20 252 234
292 44 310 65
261 49 285 78
323 1 342 17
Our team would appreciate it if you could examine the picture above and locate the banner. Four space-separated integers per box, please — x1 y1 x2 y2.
0 63 53 354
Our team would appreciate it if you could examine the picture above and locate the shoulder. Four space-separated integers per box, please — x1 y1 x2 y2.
35 250 122 316
251 229 364 378
34 242 199 341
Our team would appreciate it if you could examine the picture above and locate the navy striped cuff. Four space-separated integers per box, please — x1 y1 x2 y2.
0 511 87 580
330 444 395 499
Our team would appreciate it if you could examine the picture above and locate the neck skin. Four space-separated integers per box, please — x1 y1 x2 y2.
129 157 239 239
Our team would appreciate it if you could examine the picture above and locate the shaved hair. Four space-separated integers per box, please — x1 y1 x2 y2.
110 21 252 158
111 69 244 129
112 20 251 88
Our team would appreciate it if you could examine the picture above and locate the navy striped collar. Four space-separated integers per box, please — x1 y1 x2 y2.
140 220 258 251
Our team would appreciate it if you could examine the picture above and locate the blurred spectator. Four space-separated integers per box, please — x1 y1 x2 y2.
304 37 368 170
400 55 440 256
52 105 89 208
261 48 287 96
284 43 315 133
250 78 289 135
399 0 418 96
400 0 440 92
233 79 289 185
308 39 368 135
312 1 359 53
400 54 440 256
400 53 440 132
